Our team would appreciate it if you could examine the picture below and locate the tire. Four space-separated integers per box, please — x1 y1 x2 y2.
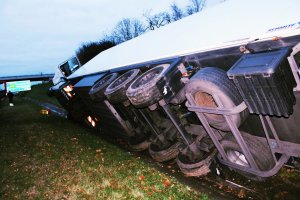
128 137 150 152
126 64 170 108
185 67 248 131
105 69 141 104
148 140 180 162
128 126 151 152
176 149 216 177
89 73 119 100
220 131 275 180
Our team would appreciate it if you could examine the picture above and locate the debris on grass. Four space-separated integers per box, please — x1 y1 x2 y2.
40 109 51 115
0 95 209 199
163 179 172 187
139 175 145 181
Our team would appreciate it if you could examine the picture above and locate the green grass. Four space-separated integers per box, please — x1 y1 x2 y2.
24 82 61 107
0 95 210 199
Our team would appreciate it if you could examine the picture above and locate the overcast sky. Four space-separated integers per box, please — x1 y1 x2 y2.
0 0 220 76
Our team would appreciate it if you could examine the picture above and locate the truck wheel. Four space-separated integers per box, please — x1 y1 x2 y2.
185 67 248 131
105 69 141 104
128 135 150 152
126 64 170 108
220 131 275 180
89 73 119 100
177 148 216 177
148 139 180 162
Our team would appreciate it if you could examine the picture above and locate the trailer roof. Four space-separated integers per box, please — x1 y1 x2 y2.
69 0 300 79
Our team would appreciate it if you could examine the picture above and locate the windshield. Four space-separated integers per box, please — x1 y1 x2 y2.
59 57 80 77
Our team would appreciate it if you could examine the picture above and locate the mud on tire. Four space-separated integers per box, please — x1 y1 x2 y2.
148 140 180 162
105 69 141 104
89 73 119 100
126 64 170 108
177 149 217 177
128 135 150 152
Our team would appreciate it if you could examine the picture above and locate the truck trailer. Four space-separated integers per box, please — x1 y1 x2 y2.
51 0 300 181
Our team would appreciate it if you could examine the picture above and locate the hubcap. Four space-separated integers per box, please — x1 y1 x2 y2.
227 150 249 167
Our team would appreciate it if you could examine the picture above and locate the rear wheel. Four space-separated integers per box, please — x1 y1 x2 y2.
105 69 141 104
220 132 275 180
176 134 216 177
148 139 180 162
126 64 170 108
89 73 119 100
177 147 216 177
128 134 150 152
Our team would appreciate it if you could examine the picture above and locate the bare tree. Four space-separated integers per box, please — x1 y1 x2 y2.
143 11 171 31
99 1 207 46
186 0 206 15
110 18 146 44
170 3 184 21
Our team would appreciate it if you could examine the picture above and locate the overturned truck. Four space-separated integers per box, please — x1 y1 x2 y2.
51 0 300 181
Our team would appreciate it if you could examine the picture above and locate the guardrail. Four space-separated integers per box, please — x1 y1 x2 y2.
0 74 54 82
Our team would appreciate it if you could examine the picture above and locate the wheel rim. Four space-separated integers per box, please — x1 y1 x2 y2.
108 70 135 90
92 74 113 90
194 92 223 121
227 150 249 167
132 67 164 89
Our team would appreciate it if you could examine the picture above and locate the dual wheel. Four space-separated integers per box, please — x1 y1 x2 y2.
89 65 274 180
128 65 274 180
89 70 150 151
125 64 216 173
103 68 178 158
88 68 177 156
88 65 177 159
126 65 223 176
104 69 151 151
126 64 180 162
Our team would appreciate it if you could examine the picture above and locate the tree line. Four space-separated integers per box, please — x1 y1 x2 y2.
76 0 206 65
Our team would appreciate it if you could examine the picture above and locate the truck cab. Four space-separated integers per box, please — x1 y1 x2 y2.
52 56 81 85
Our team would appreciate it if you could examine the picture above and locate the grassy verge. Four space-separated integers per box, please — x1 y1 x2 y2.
24 82 61 107
0 97 209 199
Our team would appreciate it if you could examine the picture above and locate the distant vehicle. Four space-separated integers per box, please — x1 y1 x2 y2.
51 0 300 181
0 82 6 100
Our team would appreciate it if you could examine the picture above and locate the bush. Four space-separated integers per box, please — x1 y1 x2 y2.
76 40 116 65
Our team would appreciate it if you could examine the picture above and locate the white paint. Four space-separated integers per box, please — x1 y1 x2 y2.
68 0 300 79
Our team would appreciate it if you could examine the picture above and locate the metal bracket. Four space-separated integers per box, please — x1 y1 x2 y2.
104 100 133 137
159 99 193 146
137 109 161 138
186 93 229 161
185 91 294 177
217 153 289 178
185 100 247 115
186 93 259 169
185 93 277 176
287 42 300 91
